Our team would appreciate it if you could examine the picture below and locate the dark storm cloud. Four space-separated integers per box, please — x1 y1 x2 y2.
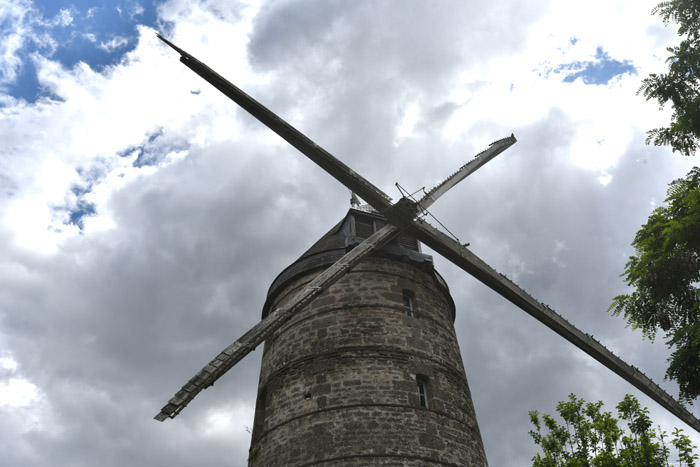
0 136 333 465
248 0 544 84
244 0 548 190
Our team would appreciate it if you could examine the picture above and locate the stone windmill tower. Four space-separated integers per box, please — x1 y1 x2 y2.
248 206 486 465
153 35 700 466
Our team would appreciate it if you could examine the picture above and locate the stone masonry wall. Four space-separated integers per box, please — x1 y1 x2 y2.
248 257 488 466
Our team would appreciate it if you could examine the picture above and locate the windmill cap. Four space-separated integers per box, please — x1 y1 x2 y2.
261 208 456 321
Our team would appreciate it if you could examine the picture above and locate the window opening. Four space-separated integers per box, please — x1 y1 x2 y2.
417 375 429 408
355 217 374 238
403 290 414 317
399 233 419 251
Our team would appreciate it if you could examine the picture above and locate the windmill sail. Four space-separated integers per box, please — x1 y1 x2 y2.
155 223 402 421
412 219 700 433
155 35 700 434
156 34 392 212
418 134 517 211
153 131 507 420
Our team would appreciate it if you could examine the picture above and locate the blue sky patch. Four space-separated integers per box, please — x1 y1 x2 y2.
117 128 190 167
64 179 98 230
557 47 636 85
2 1 163 103
68 198 97 229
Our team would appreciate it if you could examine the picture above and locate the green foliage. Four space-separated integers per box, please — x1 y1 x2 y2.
638 0 700 156
609 167 700 402
529 394 698 467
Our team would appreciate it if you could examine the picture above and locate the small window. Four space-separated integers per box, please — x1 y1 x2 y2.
403 290 414 317
355 217 374 238
416 375 429 408
398 233 419 251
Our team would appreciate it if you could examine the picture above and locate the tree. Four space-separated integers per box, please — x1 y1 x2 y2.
529 394 699 466
638 0 700 156
609 168 700 403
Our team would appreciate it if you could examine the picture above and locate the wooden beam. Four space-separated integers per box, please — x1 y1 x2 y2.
155 223 402 421
412 218 700 434
156 34 393 213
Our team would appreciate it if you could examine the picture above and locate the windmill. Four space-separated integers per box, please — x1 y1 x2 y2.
153 34 700 462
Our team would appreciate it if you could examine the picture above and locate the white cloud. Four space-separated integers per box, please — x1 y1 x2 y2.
200 402 255 442
0 357 18 371
393 100 420 146
0 378 40 407
0 26 243 251
0 1 79 88
551 240 568 268
0 0 33 84
52 8 73 27
130 3 145 18
98 36 129 52
0 355 42 414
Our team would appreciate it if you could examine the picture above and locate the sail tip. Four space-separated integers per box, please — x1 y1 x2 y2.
155 33 185 55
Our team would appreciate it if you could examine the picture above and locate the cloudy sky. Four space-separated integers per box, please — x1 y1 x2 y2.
1 0 699 465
